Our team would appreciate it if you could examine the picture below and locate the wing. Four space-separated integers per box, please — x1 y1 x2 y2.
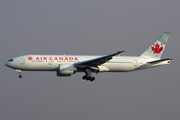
74 51 125 68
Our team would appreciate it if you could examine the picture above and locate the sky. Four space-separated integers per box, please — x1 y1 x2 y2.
1 0 180 120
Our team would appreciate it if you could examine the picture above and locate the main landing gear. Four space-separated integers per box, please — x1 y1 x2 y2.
82 75 95 82
82 68 96 82
16 70 22 78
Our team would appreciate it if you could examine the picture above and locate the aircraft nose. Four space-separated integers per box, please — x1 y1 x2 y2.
5 59 14 68
5 61 9 67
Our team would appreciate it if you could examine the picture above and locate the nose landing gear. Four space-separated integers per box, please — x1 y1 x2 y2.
16 70 22 78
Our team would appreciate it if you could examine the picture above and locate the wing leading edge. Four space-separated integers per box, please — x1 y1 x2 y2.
75 51 125 68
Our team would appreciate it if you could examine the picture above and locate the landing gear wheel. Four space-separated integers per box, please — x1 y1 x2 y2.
82 75 95 82
19 75 22 78
86 76 91 80
90 77 95 82
82 75 87 80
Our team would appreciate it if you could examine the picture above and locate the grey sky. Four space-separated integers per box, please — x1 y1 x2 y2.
1 0 180 120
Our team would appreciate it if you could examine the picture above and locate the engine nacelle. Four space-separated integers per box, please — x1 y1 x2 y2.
57 64 77 76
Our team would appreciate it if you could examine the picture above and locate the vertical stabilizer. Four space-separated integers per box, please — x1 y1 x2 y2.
140 32 170 59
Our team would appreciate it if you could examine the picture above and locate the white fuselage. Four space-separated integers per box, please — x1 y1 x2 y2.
5 55 170 72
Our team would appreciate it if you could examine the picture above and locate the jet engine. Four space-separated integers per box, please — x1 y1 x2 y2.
57 64 77 76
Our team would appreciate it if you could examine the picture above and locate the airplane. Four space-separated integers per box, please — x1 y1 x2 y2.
5 32 172 81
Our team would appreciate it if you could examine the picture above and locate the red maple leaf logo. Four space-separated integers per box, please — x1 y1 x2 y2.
28 56 33 61
151 43 163 54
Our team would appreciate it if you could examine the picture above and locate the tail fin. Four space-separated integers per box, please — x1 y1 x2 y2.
140 32 170 59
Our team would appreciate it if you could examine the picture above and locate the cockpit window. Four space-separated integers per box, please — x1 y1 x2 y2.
8 59 13 62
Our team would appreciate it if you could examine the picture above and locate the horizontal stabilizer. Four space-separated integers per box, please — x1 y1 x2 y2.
147 58 173 64
135 58 173 70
